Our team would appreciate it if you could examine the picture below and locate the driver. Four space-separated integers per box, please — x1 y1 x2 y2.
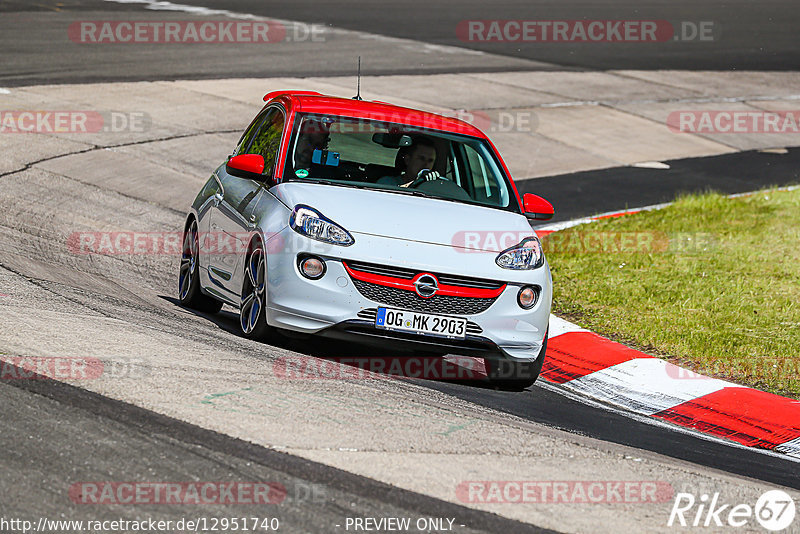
377 136 440 187
294 118 331 170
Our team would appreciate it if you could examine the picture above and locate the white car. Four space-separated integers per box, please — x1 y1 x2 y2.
179 91 554 388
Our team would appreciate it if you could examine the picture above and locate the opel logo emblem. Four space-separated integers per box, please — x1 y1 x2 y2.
414 274 439 298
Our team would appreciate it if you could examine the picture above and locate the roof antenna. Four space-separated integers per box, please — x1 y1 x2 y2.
353 56 363 100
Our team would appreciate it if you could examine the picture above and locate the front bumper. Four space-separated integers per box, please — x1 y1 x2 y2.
264 229 551 361
318 318 506 357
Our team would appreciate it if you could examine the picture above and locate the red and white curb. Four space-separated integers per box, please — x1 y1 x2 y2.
536 203 671 237
542 316 800 459
537 189 800 459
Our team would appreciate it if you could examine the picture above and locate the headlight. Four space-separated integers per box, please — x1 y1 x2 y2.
289 205 354 246
495 236 544 270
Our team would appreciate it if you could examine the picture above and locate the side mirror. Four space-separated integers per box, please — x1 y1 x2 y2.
522 193 554 221
226 154 265 180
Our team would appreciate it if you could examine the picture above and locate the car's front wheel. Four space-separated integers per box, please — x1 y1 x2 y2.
179 219 223 314
240 239 275 341
484 331 548 391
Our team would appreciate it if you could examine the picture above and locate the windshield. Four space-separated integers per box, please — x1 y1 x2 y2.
281 113 520 212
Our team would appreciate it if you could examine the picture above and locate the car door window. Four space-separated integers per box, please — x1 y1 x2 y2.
234 109 269 156
220 107 285 217
245 107 285 177
462 143 506 206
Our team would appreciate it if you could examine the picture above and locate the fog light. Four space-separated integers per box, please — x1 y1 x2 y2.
299 256 325 279
518 286 538 309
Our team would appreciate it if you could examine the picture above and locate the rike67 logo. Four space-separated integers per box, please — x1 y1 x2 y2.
668 490 796 531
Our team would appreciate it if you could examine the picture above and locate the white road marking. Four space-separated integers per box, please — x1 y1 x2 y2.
631 161 670 169
106 0 275 20
535 202 672 232
536 379 800 464
774 437 800 459
548 314 588 339
561 358 741 416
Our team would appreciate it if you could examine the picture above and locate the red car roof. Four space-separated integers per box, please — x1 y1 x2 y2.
265 91 486 138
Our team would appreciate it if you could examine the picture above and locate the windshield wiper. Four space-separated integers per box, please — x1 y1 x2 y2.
284 179 475 205
383 189 468 204
289 178 435 196
285 177 366 190
383 188 432 198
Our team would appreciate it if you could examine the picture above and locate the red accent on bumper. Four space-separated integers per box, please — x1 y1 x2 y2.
342 262 505 299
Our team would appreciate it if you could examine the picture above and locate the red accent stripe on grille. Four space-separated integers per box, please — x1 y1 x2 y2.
342 262 505 299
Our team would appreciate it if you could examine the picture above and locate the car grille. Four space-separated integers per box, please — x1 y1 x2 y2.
345 260 504 290
351 279 497 315
357 308 483 334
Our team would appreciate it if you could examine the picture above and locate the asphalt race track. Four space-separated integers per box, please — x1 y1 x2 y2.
1 1 799 533
521 148 800 223
175 0 800 71
1 376 551 534
2 0 799 86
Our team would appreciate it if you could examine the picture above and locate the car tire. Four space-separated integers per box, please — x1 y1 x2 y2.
240 239 276 341
483 330 548 391
179 219 223 314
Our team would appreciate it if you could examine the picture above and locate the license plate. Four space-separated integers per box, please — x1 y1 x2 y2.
375 307 467 339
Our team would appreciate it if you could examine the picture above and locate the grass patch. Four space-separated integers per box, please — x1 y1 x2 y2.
544 187 800 398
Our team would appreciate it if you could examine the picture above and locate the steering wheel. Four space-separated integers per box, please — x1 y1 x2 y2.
408 169 449 189
408 169 472 201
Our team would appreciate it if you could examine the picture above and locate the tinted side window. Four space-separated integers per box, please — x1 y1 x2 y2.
246 108 285 176
463 144 505 207
235 109 269 156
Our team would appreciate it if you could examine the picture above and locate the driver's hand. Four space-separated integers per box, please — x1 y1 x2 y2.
417 170 440 181
401 169 442 187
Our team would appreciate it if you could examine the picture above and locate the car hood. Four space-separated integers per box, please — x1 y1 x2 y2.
270 182 534 252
